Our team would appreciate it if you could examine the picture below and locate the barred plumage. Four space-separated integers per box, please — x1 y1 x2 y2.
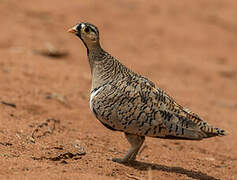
68 22 226 163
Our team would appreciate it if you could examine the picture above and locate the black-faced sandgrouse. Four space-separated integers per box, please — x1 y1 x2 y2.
68 22 226 163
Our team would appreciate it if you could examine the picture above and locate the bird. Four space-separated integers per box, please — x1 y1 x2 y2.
68 22 226 163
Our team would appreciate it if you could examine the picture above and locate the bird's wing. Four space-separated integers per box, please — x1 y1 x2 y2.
92 77 224 139
151 84 225 138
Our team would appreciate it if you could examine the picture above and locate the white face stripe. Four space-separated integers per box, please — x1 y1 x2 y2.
80 23 86 28
71 24 82 31
90 26 97 33
72 25 78 31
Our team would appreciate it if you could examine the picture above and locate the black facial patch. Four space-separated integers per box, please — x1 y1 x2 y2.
76 24 82 31
75 24 82 38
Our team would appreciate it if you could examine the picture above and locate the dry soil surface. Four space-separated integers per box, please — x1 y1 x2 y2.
0 0 237 179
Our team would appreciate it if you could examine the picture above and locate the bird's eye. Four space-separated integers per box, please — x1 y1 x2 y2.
84 27 90 33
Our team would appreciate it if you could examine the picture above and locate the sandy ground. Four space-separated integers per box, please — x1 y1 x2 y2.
0 0 237 179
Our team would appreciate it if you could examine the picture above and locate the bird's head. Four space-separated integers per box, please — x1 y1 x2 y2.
68 22 100 49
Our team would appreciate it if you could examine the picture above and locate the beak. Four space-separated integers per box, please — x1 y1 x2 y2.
67 27 77 34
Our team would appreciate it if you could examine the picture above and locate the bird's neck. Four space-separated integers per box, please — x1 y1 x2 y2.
87 47 132 90
84 41 101 56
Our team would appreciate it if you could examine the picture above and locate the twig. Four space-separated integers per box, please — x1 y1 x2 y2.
126 173 143 180
32 151 86 161
1 101 16 108
0 142 12 146
30 118 60 142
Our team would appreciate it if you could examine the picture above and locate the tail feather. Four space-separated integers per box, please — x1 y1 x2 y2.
197 121 227 138
162 113 227 140
181 108 227 138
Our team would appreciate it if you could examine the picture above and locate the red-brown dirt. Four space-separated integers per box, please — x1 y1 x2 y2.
0 0 236 179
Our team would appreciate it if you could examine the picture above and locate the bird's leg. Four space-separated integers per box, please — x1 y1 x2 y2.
112 133 145 163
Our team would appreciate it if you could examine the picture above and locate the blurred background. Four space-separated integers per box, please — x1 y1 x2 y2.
0 0 236 179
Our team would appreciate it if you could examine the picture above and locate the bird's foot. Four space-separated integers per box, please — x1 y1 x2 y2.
112 152 137 163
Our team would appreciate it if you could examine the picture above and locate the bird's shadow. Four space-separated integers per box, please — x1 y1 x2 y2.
121 160 219 180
